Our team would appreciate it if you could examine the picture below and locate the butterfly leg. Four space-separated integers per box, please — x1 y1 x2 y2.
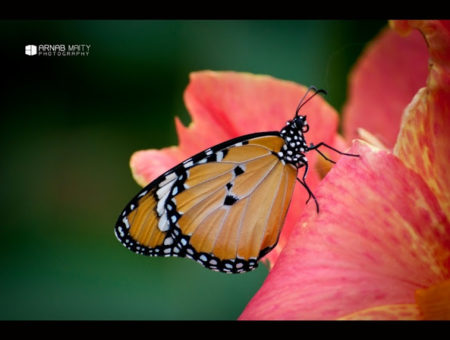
296 162 319 213
308 142 360 164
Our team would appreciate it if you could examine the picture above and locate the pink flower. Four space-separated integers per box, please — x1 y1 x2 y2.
130 71 343 266
239 20 450 320
130 20 450 320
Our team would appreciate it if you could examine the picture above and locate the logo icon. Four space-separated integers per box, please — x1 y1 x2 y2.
25 45 37 56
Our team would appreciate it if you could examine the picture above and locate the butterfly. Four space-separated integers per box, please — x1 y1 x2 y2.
114 86 359 273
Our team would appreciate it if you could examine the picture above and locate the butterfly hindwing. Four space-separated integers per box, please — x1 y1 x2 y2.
115 132 298 273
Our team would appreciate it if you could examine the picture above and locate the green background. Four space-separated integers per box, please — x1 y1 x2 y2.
0 20 385 320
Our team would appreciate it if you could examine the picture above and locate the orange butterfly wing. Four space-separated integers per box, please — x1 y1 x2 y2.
115 133 297 273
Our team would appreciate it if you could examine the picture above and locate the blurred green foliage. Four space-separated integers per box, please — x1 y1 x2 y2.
0 20 385 320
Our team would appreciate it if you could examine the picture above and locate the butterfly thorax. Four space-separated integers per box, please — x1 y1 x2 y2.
278 115 309 168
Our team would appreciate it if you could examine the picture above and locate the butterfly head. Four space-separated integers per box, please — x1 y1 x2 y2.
281 115 309 143
293 115 309 133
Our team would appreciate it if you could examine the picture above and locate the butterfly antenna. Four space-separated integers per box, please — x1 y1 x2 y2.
295 86 328 117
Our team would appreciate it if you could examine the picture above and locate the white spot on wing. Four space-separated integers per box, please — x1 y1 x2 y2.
138 190 148 198
158 213 169 231
216 151 224 162
159 172 177 187
164 237 173 246
122 217 130 230
157 196 167 216
183 160 194 168
157 180 175 200
117 226 124 237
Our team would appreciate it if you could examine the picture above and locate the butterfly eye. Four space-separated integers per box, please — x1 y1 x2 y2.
302 123 309 133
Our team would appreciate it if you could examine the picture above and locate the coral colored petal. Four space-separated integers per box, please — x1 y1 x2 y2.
393 21 450 221
394 89 450 220
338 304 420 320
356 128 388 150
132 71 340 188
183 71 339 154
343 27 428 149
130 147 183 186
391 20 450 67
240 141 450 320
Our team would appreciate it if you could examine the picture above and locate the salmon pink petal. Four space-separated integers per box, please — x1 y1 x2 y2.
391 20 450 66
131 71 340 186
182 71 339 153
355 128 389 150
130 147 183 187
393 20 450 220
240 141 450 320
343 26 429 149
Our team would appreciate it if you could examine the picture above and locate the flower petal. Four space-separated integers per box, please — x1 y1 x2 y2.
130 146 183 187
183 71 339 150
240 141 450 320
393 20 450 221
355 128 388 150
391 20 450 66
343 26 429 149
131 71 340 185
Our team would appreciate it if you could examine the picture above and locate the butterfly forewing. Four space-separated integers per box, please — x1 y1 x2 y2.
115 132 298 273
